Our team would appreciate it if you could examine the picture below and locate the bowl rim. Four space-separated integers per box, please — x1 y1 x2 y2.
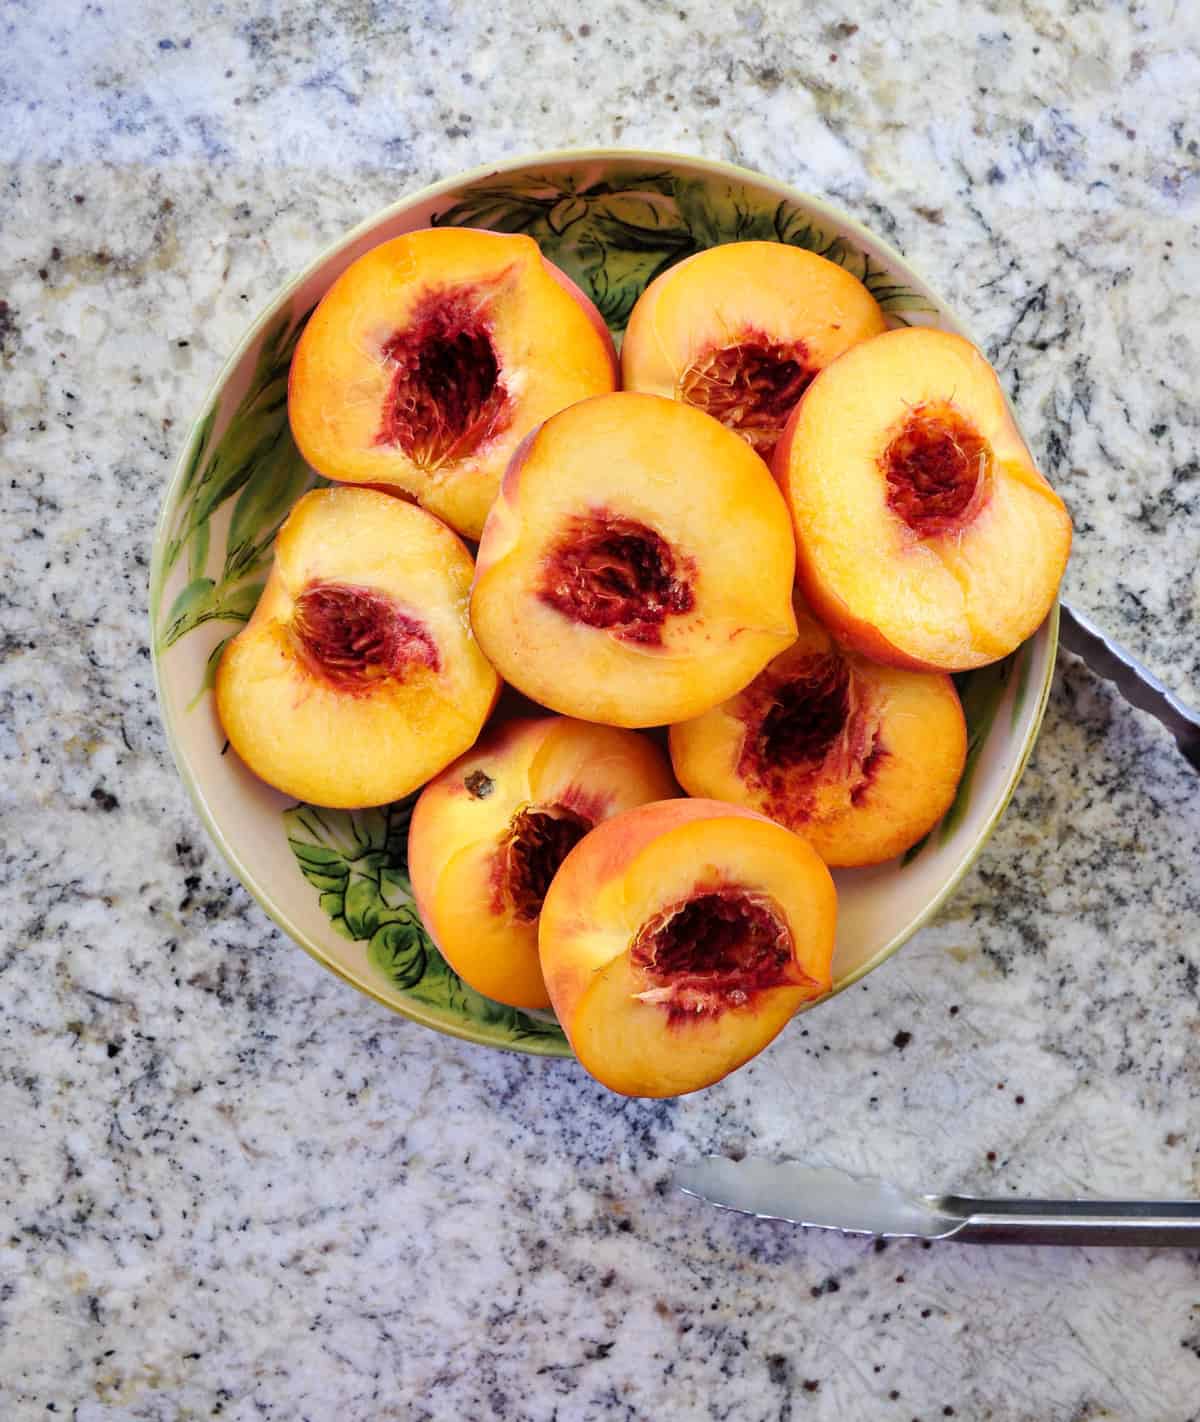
149 145 1059 1046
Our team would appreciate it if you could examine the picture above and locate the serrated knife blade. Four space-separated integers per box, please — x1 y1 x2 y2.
676 1157 1200 1245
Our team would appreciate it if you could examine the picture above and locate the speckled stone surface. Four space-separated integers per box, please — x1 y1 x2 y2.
3 2 1200 1418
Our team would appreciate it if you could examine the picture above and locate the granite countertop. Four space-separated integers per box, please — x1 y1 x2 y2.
3 2 1199 1418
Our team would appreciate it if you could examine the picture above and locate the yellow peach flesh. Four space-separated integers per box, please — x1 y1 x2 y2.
539 799 836 1097
471 393 798 728
288 228 618 540
775 327 1071 671
408 717 677 1010
215 487 499 808
670 599 967 867
623 240 887 458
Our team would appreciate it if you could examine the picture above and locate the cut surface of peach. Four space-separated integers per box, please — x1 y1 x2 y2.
670 597 967 866
288 228 618 540
471 392 798 728
775 327 1072 672
539 799 836 1097
622 241 886 463
408 717 678 1010
215 487 499 808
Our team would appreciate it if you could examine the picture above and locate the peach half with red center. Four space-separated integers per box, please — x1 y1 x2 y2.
470 392 798 728
774 327 1072 672
288 228 618 540
539 799 836 1097
669 597 967 867
215 487 499 808
408 716 678 1011
621 241 887 463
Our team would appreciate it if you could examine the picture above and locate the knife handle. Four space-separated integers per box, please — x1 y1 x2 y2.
1058 601 1200 772
943 1196 1200 1246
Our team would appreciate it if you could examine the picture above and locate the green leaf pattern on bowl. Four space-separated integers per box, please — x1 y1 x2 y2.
284 801 570 1054
153 307 317 655
432 169 934 331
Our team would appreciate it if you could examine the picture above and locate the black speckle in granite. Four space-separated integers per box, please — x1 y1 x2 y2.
1133 460 1198 537
766 1353 789 1385
175 837 205 868
750 64 783 90
855 196 901 242
0 299 18 355
90 783 119 812
893 1030 912 1050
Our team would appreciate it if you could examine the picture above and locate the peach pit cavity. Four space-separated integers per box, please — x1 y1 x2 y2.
292 582 439 693
376 286 509 468
502 805 593 922
631 888 800 1017
539 511 695 646
680 336 813 460
882 402 991 536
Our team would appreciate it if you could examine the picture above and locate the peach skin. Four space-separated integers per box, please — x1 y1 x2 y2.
215 487 499 808
670 596 967 867
408 716 678 1010
288 228 618 540
471 392 798 728
774 327 1072 672
539 798 836 1097
621 241 886 463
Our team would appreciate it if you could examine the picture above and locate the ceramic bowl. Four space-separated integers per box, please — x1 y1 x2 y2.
150 148 1057 1057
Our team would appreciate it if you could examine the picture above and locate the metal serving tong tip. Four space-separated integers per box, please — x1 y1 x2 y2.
1059 601 1200 772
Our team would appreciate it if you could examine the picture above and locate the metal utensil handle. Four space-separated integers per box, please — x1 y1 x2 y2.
943 1196 1200 1246
1059 601 1200 772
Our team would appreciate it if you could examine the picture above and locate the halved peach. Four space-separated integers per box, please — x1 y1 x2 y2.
288 228 618 540
408 717 678 1010
539 799 836 1097
621 241 886 463
215 487 499 808
774 327 1072 672
471 393 798 728
669 596 966 866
